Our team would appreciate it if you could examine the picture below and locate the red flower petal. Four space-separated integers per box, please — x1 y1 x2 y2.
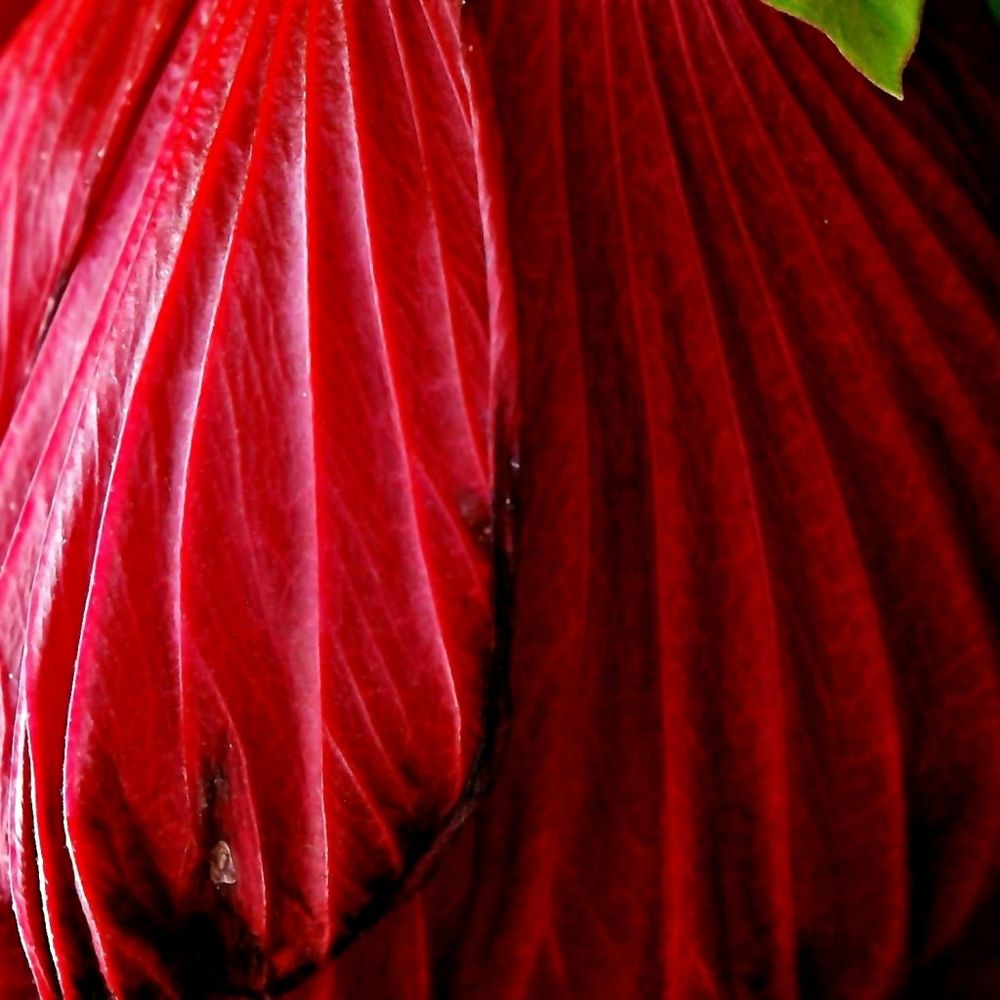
0 0 513 995
3 0 997 997
325 1 1000 995
0 0 195 439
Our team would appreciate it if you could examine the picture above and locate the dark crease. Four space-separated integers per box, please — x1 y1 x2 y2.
263 424 521 999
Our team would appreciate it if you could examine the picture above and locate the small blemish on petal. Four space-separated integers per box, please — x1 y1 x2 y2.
459 491 493 548
209 840 237 886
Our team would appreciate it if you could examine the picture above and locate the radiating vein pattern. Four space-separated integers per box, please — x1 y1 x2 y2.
312 1 1000 997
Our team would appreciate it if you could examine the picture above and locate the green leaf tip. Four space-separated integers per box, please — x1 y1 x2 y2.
761 0 924 97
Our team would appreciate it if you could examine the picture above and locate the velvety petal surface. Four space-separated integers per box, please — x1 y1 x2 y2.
317 0 1000 996
2 0 997 996
0 0 513 995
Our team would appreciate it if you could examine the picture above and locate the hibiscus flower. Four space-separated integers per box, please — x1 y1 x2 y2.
0 1 997 996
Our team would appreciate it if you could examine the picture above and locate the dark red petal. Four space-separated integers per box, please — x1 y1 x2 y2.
324 0 1000 996
0 0 513 995
0 908 36 1000
0 2 35 52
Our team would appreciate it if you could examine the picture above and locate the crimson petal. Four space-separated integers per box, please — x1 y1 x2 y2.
0 0 196 440
0 0 513 995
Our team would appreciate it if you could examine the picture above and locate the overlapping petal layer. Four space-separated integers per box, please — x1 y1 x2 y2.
0 0 195 438
322 0 1000 996
1 0 997 997
0 0 513 995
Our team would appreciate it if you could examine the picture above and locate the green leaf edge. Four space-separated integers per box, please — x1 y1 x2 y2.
761 0 925 98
